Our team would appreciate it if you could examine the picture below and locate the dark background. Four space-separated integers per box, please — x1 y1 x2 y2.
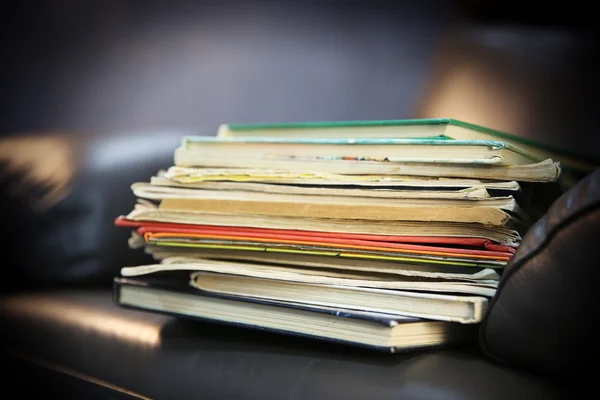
1 0 598 156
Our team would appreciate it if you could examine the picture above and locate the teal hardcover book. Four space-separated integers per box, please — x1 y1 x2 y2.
213 117 596 172
181 136 539 166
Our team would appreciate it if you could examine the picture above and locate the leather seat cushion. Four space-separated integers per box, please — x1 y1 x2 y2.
1 290 565 400
480 167 600 383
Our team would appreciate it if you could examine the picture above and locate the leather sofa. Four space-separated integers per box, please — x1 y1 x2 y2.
0 130 586 399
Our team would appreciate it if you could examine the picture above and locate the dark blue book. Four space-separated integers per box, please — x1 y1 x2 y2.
113 275 477 353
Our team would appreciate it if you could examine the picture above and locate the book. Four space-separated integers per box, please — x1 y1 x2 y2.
123 202 523 246
146 241 505 268
132 181 497 201
142 247 502 282
168 157 561 182
155 196 524 227
146 172 554 219
114 276 478 352
172 153 560 182
189 271 490 322
143 237 511 265
149 173 523 191
120 259 498 297
115 216 516 252
111 117 592 353
131 222 513 262
215 117 597 173
180 137 540 166
150 253 501 281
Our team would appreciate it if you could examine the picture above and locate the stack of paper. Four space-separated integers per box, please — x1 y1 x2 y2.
113 118 596 352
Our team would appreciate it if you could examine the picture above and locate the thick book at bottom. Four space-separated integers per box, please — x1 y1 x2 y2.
113 276 477 353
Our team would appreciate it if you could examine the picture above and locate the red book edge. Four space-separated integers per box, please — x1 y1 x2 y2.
115 216 516 255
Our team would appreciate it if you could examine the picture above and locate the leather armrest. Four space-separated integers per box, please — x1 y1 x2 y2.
0 131 187 289
480 167 600 383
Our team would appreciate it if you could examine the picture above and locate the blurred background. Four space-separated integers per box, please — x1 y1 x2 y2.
1 0 598 152
0 0 598 288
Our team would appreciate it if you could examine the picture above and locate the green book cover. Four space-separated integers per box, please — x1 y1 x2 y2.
220 117 538 150
225 117 453 131
215 117 598 170
183 136 508 148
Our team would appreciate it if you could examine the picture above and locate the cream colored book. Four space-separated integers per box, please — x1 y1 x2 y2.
114 278 479 351
125 201 522 246
157 196 522 227
143 249 501 282
120 259 498 297
188 271 490 323
117 261 490 323
215 117 596 172
173 151 560 182
150 173 522 190
176 138 537 166
132 181 493 201
138 183 525 222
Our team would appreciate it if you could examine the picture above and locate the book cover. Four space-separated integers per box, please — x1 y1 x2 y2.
148 240 504 268
113 276 477 353
140 230 513 260
185 136 508 148
220 117 455 132
114 275 403 327
215 117 579 159
215 117 597 172
114 216 516 252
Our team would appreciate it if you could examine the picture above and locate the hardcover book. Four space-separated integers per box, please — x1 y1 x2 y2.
215 117 597 173
114 276 478 352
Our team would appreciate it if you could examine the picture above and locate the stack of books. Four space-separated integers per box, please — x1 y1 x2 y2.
113 118 596 352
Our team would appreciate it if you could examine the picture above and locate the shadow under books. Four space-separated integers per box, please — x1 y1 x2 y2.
157 316 481 365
